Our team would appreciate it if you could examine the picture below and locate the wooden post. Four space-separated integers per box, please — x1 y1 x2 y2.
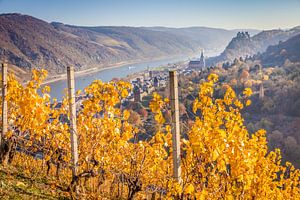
67 66 78 179
1 62 8 145
169 70 181 183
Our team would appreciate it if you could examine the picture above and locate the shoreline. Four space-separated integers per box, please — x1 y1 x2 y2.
41 54 194 85
42 59 143 85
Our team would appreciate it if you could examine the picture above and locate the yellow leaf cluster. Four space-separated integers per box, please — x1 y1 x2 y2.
3 71 299 199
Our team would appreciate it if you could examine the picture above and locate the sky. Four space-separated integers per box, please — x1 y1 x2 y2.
0 0 299 30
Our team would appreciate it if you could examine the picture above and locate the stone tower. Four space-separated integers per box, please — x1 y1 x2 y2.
259 82 264 100
258 65 264 100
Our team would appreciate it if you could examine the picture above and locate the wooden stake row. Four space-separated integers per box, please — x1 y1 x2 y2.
1 63 182 184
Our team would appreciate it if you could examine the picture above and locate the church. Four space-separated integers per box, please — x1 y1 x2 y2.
188 51 205 71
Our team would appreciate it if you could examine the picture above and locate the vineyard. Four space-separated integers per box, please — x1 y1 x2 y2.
0 66 299 199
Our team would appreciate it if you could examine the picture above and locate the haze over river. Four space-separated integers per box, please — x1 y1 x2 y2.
46 56 190 100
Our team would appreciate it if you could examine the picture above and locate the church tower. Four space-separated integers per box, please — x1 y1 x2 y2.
200 50 205 69
188 49 206 71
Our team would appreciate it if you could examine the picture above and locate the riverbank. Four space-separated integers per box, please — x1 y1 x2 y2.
42 59 140 85
123 60 188 82
45 54 194 100
42 54 194 85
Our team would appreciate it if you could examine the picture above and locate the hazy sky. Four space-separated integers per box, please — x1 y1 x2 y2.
0 0 299 29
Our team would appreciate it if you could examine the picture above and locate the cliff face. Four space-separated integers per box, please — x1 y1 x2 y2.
219 32 254 61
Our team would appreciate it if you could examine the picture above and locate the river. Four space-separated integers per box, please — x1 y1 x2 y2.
46 56 190 100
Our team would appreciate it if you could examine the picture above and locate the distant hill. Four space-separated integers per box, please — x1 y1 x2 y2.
260 33 300 66
0 14 246 79
0 14 194 77
208 27 300 65
0 13 252 80
142 27 260 55
51 23 202 60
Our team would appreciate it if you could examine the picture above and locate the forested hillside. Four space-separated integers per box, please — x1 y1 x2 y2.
261 33 300 66
208 27 300 65
0 13 248 81
171 37 300 168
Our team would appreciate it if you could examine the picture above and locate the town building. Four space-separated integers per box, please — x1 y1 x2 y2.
133 85 141 102
153 77 159 87
188 51 205 71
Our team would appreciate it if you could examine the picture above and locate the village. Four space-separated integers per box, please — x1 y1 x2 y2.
53 51 207 119
122 51 206 103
